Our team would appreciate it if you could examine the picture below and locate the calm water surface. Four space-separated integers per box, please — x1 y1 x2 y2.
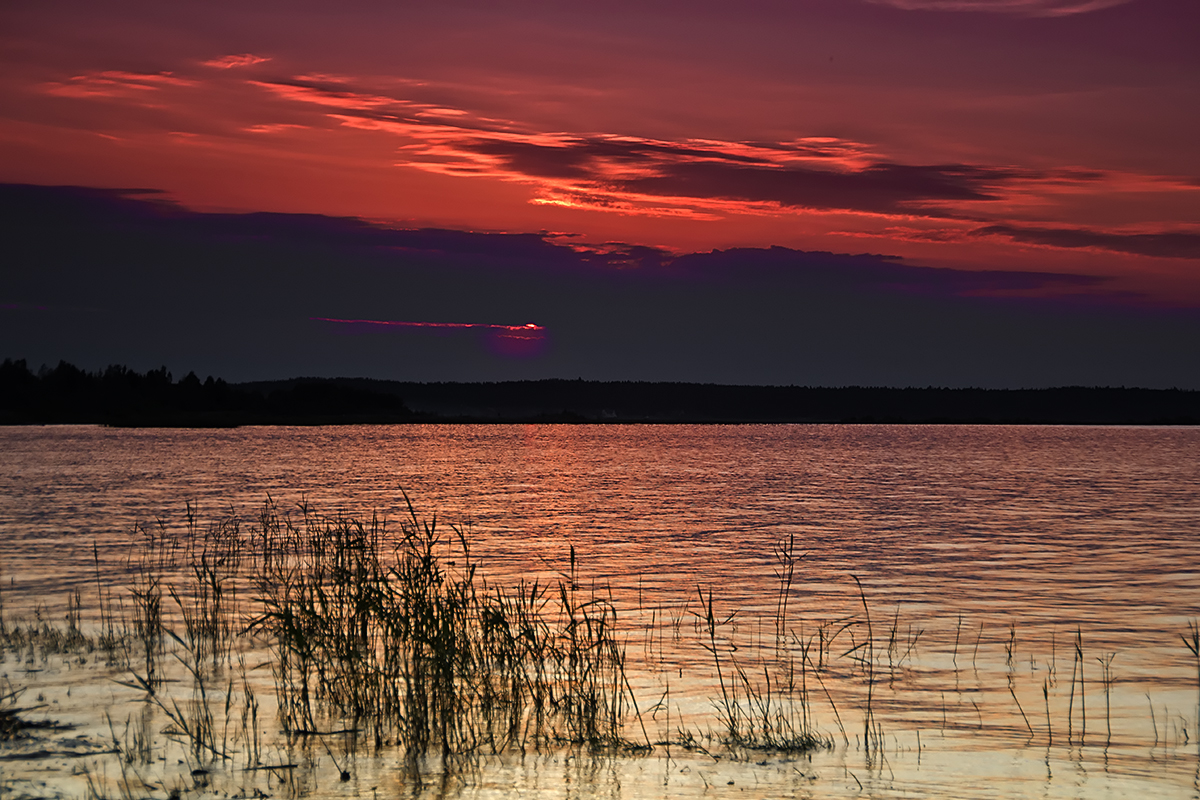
1 424 1199 799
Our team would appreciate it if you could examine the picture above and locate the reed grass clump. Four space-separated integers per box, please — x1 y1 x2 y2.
0 591 95 664
694 535 830 753
246 497 637 759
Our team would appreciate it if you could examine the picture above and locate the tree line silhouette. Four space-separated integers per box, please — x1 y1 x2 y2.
3 359 1198 426
0 360 410 426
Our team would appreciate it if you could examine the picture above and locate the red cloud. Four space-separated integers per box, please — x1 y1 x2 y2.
865 0 1131 15
30 65 1198 263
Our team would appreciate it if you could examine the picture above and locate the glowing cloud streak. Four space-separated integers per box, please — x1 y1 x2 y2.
312 318 545 334
312 318 548 358
42 71 196 98
202 54 271 69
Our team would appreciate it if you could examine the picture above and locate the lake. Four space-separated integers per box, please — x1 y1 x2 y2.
1 424 1198 799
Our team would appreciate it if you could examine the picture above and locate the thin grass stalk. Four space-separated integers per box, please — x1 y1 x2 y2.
1096 653 1115 746
1009 681 1034 737
1181 621 1200 746
1075 628 1085 745
697 585 738 743
1043 679 1052 745
1067 634 1078 744
852 576 875 755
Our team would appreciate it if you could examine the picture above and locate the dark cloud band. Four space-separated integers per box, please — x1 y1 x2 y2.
979 225 1200 260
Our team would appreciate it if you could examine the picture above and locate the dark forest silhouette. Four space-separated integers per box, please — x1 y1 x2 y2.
0 359 409 426
3 359 1198 426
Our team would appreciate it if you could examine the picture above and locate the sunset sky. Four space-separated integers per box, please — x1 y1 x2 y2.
2 0 1198 386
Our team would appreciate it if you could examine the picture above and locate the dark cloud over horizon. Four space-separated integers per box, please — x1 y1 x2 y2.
2 183 1197 388
978 224 1200 260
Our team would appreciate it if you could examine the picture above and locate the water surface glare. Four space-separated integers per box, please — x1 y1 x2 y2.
1 424 1199 799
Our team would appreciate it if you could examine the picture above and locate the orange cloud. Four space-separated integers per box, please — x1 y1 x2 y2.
202 54 271 69
251 80 400 112
41 71 196 99
26 64 1199 265
232 73 1199 236
243 123 309 134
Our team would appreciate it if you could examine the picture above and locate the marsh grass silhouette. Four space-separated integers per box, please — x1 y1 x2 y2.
244 496 637 760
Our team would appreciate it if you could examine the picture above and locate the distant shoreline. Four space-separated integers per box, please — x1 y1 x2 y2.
4 360 1199 427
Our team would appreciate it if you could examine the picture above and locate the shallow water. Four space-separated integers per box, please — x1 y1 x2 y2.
1 424 1199 798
